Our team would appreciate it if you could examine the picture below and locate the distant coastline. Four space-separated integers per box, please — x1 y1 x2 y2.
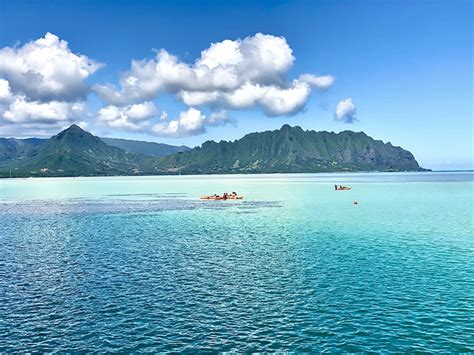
9 170 469 180
1 168 433 179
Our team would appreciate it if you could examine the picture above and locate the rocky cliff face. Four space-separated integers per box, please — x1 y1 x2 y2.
151 124 423 174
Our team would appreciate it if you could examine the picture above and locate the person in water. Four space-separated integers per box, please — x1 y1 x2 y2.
335 184 338 191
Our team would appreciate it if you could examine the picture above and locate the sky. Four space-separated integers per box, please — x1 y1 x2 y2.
0 0 472 170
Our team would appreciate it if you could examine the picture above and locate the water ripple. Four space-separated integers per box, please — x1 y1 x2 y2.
0 198 281 215
1 176 473 352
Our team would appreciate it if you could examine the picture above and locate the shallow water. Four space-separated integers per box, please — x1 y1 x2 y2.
1 172 473 352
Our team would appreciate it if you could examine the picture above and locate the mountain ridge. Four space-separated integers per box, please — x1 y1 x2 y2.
0 124 427 177
0 129 190 160
100 137 190 157
4 124 147 176
151 124 424 174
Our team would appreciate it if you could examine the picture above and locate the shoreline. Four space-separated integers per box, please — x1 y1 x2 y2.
1 170 472 183
0 167 440 180
0 169 436 180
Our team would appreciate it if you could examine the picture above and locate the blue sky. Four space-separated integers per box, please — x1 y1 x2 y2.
0 0 472 169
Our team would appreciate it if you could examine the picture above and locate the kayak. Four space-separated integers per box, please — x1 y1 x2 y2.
200 196 243 200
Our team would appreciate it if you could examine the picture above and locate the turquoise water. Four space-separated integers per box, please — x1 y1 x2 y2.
1 172 473 352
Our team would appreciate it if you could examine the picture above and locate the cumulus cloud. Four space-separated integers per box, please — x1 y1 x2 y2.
1 32 337 138
0 99 89 137
97 103 230 137
94 33 334 121
151 108 207 137
78 121 88 129
299 74 335 90
94 33 295 105
0 32 102 102
159 111 168 121
178 90 221 107
259 81 311 116
0 90 89 137
178 80 312 116
206 110 234 126
3 96 86 124
0 79 12 101
97 101 157 131
0 33 101 136
151 108 231 138
335 98 357 123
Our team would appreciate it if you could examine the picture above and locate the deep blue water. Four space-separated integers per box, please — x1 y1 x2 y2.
1 172 473 352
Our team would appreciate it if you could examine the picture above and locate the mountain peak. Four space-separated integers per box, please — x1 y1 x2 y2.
53 124 90 139
280 124 303 132
64 124 85 133
46 123 100 150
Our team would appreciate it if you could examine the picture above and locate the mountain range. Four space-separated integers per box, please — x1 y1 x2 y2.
100 137 190 157
0 124 425 177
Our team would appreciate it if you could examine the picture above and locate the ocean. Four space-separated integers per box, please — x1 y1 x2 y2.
1 172 473 352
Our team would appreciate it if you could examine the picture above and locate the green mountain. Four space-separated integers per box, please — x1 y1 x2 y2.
2 125 148 177
100 137 190 157
0 124 425 177
0 134 188 163
151 124 424 174
0 138 44 168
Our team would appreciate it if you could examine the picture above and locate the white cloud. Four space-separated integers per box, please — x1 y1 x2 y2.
151 107 231 138
95 33 295 106
0 33 102 136
2 95 86 124
299 74 335 90
222 81 311 116
206 110 233 126
0 79 12 101
178 90 221 107
0 32 336 138
222 82 264 109
121 101 157 121
197 39 243 69
0 32 102 102
259 81 311 116
0 98 89 138
335 98 357 123
78 121 88 129
97 101 158 131
179 80 312 116
159 111 168 121
94 33 333 120
152 108 206 137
